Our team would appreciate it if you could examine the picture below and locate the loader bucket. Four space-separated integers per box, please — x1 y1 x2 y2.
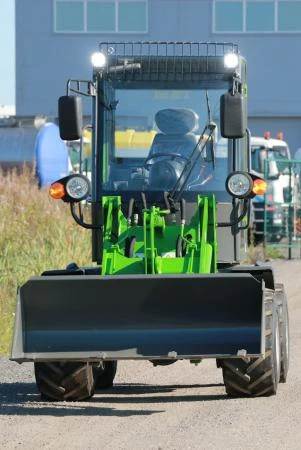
11 273 264 362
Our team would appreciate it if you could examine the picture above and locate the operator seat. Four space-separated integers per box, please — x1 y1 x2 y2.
150 108 199 157
147 108 199 189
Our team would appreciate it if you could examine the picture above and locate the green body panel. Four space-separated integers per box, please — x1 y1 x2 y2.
101 195 217 275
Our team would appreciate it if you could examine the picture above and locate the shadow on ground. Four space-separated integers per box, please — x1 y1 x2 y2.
0 381 227 417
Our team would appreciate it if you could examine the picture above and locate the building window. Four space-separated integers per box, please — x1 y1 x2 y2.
246 1 274 32
213 0 301 33
118 1 146 32
54 0 148 33
87 2 115 32
215 1 243 32
55 1 84 31
278 1 301 31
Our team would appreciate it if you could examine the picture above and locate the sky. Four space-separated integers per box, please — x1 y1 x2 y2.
0 0 15 106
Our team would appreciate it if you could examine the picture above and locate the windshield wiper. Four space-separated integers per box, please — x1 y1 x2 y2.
168 122 217 207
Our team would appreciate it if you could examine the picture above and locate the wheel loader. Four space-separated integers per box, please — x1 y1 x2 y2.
11 42 289 400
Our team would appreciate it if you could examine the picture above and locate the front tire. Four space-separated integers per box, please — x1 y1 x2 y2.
218 289 281 397
34 362 95 401
93 361 117 389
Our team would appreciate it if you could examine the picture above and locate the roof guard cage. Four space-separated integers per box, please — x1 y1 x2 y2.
98 41 240 82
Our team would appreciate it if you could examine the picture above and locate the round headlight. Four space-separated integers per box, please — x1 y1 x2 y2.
226 172 253 198
224 53 239 69
91 52 106 68
66 175 90 201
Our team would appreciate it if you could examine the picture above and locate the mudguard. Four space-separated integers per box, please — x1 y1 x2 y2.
11 273 264 362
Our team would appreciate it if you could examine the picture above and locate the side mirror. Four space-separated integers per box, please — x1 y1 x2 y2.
220 92 247 138
58 96 83 141
267 160 280 180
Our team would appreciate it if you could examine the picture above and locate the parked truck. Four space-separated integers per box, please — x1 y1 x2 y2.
11 42 289 400
251 134 299 243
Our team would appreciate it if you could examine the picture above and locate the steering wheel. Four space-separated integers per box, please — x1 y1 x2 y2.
143 152 188 168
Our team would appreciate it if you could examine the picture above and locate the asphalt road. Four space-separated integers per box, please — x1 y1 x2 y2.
1 259 301 450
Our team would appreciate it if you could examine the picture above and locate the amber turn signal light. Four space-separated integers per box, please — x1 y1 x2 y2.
49 182 66 199
252 178 267 196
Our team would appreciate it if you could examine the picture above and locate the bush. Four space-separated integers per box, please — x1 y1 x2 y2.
0 169 91 354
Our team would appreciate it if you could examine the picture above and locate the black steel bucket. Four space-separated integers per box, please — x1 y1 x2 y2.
11 273 264 362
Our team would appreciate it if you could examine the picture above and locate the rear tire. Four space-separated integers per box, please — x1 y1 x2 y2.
275 283 289 382
93 361 117 389
218 289 281 397
34 362 95 401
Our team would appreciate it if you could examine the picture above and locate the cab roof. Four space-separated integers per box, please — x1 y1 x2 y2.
251 136 289 149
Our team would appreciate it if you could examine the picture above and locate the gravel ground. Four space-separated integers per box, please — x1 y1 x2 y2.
1 259 301 450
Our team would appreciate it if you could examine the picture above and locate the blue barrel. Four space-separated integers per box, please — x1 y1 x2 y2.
35 123 69 187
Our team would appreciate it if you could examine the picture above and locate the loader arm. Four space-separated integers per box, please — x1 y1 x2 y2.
101 195 217 275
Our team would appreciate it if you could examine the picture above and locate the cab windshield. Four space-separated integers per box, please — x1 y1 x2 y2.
272 145 290 173
251 145 290 174
102 88 230 195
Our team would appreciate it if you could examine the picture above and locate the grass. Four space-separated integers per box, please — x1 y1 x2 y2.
264 245 285 260
247 243 284 263
0 169 91 355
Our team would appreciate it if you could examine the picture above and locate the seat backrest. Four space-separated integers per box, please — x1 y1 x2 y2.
150 108 199 158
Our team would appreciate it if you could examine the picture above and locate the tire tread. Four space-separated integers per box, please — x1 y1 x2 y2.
34 362 95 401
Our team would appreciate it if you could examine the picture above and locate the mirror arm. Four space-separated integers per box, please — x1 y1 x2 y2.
238 200 251 231
246 127 251 171
231 76 242 95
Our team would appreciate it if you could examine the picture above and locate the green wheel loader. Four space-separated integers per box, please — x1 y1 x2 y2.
11 42 289 401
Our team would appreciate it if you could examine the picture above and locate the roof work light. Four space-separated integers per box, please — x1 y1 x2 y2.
224 53 239 69
91 52 107 68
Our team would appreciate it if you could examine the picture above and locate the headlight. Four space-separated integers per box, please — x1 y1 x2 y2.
226 172 253 198
91 52 106 68
224 53 239 69
66 175 90 201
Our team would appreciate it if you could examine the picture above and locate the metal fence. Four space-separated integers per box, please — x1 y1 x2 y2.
263 159 301 259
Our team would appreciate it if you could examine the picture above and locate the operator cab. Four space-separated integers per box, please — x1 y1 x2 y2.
58 42 250 262
68 42 247 208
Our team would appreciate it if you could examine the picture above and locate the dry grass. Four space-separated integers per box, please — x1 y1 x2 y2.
0 168 91 354
247 243 285 263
